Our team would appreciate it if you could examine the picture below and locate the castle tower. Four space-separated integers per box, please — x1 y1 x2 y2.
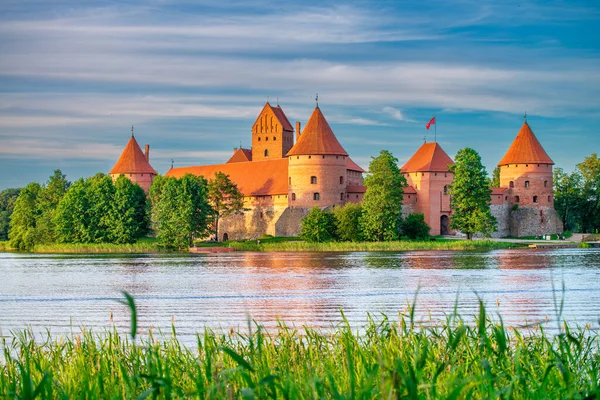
251 102 295 161
110 131 157 192
286 106 348 208
401 142 454 235
498 119 562 236
498 121 554 207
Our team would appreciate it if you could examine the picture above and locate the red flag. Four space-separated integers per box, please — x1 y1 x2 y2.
426 117 436 130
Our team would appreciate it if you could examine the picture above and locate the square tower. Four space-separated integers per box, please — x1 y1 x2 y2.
251 102 295 161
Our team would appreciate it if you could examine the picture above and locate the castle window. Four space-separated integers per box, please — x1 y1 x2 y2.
266 137 269 141
505 196 508 201
347 194 349 199
340 193 344 201
292 193 296 201
445 173 447 177
311 176 317 184
322 155 325 159
443 185 448 195
544 180 548 188
340 176 344 184
515 196 520 203
533 195 538 203
264 149 269 157
526 164 528 167
313 193 320 200
273 136 276 141
258 137 261 141
336 156 339 159
525 181 530 188
509 181 514 188
356 195 358 199
289 177 291 185
435 173 437 176
297 156 299 159
422 173 425 177
548 195 551 202
308 155 311 159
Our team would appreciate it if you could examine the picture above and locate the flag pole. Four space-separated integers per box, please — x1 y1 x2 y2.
434 114 437 143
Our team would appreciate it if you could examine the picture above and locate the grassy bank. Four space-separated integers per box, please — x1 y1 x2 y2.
32 237 162 253
0 241 13 251
1 308 598 398
230 238 523 252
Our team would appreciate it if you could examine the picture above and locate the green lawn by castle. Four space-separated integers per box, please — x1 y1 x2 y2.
0 237 524 253
1 308 598 399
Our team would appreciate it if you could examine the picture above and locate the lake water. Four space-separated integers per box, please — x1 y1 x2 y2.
1 249 599 344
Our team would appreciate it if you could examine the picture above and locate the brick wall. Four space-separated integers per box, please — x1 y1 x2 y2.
288 155 347 208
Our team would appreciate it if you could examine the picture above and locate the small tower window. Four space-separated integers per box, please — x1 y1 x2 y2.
548 195 551 202
266 137 269 141
264 149 269 157
258 137 261 141
340 176 344 184
273 136 276 141
509 181 514 188
289 177 291 185
515 196 520 203
443 185 448 195
313 193 320 200
308 155 311 159
533 195 538 203
322 155 325 159
525 181 530 188
544 180 548 188
311 176 317 184
292 193 296 201
340 193 344 200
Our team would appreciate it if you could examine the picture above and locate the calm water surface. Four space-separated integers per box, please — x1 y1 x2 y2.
1 249 599 344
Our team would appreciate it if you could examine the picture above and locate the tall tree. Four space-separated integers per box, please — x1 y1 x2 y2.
35 169 70 244
490 166 501 188
110 175 148 244
0 188 21 241
577 153 600 233
150 174 211 249
8 183 41 250
553 167 582 231
449 148 497 239
360 150 407 241
86 174 115 243
207 172 244 242
55 178 91 243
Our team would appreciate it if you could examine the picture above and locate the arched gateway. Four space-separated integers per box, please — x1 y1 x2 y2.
440 215 450 235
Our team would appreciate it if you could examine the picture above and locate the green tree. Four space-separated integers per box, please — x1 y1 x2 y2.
449 148 497 239
577 153 600 233
301 207 336 243
401 213 430 240
207 172 244 242
55 178 91 243
490 166 501 188
110 175 148 244
553 167 582 231
35 169 70 244
0 188 21 241
8 183 41 250
86 174 116 243
333 203 363 242
150 174 211 249
360 150 407 241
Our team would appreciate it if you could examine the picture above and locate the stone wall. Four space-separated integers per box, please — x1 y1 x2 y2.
509 205 563 237
275 207 311 237
218 204 289 240
490 202 511 238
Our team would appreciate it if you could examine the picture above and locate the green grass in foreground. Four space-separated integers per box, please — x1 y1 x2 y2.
32 237 162 253
230 238 523 252
1 305 598 399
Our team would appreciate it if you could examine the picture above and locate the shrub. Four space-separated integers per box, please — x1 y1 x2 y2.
333 203 363 242
401 213 430 240
301 207 336 243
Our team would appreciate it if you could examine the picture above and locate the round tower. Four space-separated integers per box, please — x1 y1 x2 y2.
498 120 554 207
286 106 347 208
110 129 157 192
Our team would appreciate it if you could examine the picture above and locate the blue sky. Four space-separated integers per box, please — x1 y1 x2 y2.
0 0 599 189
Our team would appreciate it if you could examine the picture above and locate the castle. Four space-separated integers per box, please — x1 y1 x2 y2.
109 102 562 239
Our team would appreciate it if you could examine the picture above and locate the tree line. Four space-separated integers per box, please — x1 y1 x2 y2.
301 148 496 242
6 170 244 250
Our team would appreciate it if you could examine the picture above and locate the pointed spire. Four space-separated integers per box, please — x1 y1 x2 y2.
401 142 454 172
110 135 157 175
498 120 554 166
286 106 348 156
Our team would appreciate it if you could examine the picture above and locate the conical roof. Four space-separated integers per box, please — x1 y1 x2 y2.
286 107 348 156
110 136 157 175
498 122 553 166
401 142 454 172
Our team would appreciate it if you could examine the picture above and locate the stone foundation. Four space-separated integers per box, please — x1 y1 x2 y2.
509 206 562 237
490 202 511 238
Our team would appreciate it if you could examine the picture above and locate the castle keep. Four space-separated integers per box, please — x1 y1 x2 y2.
110 102 562 239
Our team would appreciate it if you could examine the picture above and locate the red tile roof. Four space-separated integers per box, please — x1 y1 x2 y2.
498 122 554 166
110 136 157 175
346 185 366 193
226 148 252 163
404 185 417 194
401 142 454 172
491 187 508 195
165 158 289 196
346 157 365 172
287 107 348 156
272 104 294 132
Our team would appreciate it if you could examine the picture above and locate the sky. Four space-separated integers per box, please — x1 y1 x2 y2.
0 0 599 189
